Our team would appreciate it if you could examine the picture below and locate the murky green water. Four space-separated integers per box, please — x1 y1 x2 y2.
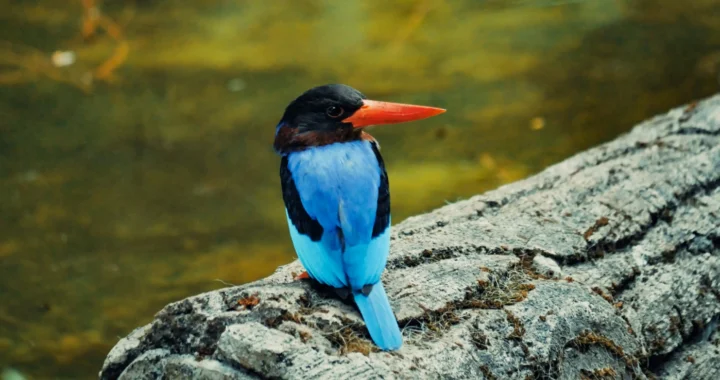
0 0 718 378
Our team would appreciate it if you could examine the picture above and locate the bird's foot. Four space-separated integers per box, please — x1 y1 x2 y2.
361 284 374 296
293 271 310 281
335 287 350 300
335 285 373 299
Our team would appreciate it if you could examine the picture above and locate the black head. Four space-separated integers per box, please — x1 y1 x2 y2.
280 84 366 132
273 84 446 154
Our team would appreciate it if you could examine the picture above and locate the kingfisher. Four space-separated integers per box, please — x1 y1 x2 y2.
274 84 445 351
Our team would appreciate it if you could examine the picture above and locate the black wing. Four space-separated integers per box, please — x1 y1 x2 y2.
280 156 324 241
370 142 390 238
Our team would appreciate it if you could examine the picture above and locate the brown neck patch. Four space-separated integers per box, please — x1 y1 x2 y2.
274 125 373 153
360 131 377 143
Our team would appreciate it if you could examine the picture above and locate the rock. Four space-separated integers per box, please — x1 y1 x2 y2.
531 254 563 279
100 94 720 379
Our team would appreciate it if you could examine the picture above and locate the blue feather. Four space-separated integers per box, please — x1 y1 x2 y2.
288 141 379 246
285 210 346 288
283 140 402 350
353 282 402 351
342 225 390 291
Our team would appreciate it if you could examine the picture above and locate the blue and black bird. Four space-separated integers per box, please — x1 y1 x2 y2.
274 84 445 351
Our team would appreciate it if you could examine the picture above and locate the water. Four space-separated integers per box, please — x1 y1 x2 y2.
0 0 718 378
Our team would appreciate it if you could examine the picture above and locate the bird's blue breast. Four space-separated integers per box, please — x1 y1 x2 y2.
280 139 391 289
287 140 381 246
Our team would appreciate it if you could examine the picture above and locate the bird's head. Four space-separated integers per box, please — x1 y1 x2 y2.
273 84 445 154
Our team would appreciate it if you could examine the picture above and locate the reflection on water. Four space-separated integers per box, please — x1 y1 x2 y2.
1 0 718 378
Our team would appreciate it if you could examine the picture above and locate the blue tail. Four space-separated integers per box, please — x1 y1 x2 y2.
353 282 402 351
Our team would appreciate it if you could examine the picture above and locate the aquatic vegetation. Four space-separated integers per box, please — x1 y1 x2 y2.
79 0 130 83
0 41 91 91
388 158 529 220
0 0 129 92
0 368 27 380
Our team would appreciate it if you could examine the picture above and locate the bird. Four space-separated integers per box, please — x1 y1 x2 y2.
274 84 445 351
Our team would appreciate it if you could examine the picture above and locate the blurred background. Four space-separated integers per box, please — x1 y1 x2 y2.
0 0 719 378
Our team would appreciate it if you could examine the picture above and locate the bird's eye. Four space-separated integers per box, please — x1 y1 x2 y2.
326 106 344 118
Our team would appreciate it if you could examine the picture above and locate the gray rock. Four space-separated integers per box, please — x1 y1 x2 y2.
532 254 563 279
100 94 720 379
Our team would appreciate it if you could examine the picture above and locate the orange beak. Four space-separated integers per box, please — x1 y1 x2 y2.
342 99 446 128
